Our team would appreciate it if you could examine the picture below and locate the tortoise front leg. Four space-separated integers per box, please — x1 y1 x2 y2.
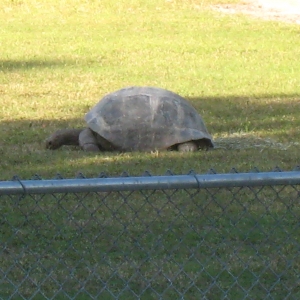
177 141 198 152
79 128 100 152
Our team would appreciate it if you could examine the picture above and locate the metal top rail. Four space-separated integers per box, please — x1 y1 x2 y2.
1 171 300 195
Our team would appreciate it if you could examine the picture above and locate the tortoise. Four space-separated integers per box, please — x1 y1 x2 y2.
45 86 214 152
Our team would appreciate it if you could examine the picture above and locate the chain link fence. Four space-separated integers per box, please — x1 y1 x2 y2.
1 169 300 299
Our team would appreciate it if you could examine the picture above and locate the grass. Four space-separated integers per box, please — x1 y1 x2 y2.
1 0 300 298
1 0 300 179
2 186 300 299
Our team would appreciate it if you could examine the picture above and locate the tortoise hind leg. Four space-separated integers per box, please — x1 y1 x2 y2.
79 128 100 152
177 141 198 152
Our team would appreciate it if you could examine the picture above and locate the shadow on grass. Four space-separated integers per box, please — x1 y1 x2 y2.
187 93 300 137
3 92 300 139
1 92 300 179
0 59 75 72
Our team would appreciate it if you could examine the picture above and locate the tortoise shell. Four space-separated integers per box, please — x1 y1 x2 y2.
85 86 213 151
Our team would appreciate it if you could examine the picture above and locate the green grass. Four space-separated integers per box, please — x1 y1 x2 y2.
1 186 300 299
1 0 300 179
1 0 300 298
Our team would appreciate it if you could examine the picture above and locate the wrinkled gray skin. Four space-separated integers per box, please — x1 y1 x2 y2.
45 86 214 152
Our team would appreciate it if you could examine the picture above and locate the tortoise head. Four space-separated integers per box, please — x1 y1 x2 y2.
45 129 83 150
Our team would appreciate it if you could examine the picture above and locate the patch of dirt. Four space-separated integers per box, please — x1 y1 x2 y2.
212 0 300 24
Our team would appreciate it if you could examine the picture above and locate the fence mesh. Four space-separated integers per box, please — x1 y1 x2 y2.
1 172 300 299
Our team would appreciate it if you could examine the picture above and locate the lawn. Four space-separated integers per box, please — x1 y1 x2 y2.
1 0 300 298
1 0 300 179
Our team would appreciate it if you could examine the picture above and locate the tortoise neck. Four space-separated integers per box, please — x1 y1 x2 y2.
57 128 83 146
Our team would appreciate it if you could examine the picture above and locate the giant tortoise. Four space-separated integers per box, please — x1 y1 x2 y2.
45 86 214 152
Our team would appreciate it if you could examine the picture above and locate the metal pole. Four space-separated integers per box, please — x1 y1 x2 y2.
1 171 300 195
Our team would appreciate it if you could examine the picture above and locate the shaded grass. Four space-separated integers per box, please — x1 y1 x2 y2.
1 93 300 180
